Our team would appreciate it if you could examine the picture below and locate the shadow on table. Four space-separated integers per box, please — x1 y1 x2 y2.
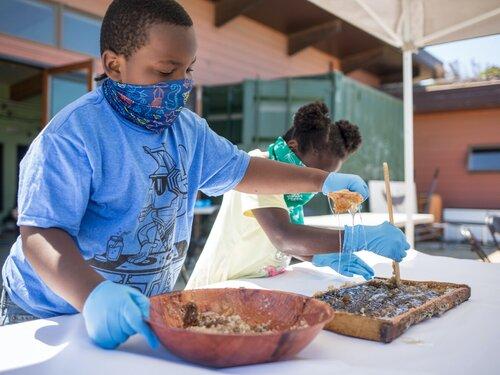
5 316 217 374
34 316 224 374
33 318 69 346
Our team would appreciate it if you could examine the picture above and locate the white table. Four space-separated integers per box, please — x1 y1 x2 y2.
305 213 434 230
1 250 498 374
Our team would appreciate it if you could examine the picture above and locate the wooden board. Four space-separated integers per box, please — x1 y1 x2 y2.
316 278 471 343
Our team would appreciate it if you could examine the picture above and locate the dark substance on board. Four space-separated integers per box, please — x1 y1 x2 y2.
315 279 451 318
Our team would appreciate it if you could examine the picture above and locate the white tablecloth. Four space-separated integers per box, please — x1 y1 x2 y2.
1 250 498 375
305 213 434 230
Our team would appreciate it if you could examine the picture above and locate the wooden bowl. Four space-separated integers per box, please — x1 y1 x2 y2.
149 288 334 367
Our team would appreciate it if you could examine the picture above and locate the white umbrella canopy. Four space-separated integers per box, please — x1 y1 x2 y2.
309 0 500 247
309 0 500 49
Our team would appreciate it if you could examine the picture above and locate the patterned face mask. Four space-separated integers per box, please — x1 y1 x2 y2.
102 78 193 133
268 136 316 225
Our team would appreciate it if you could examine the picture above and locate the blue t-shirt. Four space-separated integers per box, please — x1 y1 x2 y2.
2 86 250 318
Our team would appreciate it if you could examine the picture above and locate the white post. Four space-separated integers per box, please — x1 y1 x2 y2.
403 48 415 248
402 0 416 248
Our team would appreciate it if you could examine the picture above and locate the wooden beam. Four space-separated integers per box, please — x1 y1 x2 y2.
214 0 263 27
414 50 445 78
379 66 419 84
9 73 43 101
379 72 403 84
288 19 342 56
340 47 385 73
45 59 94 75
413 84 500 113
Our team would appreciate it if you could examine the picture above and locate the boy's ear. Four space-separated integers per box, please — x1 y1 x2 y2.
101 50 123 82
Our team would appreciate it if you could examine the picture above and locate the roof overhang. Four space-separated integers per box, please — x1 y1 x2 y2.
210 0 445 82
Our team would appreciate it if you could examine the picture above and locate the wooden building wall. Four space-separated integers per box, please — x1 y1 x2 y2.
21 0 340 85
414 108 500 209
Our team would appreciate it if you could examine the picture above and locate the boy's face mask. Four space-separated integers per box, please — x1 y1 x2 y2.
102 78 193 133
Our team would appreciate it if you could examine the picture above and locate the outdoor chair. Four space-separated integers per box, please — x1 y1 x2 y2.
460 226 491 263
415 194 445 242
485 215 500 249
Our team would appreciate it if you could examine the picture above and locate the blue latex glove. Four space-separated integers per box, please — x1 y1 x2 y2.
83 280 159 349
321 172 369 201
343 221 410 262
312 252 374 280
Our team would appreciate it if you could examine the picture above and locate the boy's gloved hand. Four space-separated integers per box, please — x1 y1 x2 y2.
322 172 369 201
344 221 410 262
83 280 159 349
312 252 374 280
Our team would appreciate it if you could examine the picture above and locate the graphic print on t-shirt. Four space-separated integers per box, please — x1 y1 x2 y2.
88 143 188 296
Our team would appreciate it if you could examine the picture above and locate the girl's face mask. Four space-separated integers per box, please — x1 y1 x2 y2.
268 136 316 225
102 78 193 133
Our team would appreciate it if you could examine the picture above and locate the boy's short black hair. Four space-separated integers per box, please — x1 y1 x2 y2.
100 0 193 57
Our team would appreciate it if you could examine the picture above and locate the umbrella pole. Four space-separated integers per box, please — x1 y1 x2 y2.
403 48 415 249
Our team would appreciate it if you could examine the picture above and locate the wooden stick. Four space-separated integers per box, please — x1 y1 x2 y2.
383 162 401 286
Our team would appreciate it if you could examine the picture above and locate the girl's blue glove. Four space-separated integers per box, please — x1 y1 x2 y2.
83 280 159 349
344 221 410 262
321 172 369 201
312 252 374 280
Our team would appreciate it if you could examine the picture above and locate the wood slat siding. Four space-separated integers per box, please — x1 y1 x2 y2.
180 0 339 84
14 0 339 84
414 108 500 209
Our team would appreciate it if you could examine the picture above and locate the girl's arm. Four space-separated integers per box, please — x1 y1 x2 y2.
20 226 103 311
236 157 327 194
251 207 342 260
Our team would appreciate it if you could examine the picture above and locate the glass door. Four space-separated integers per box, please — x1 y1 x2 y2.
41 59 94 126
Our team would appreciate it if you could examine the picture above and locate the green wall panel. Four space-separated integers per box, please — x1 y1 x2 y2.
202 72 404 215
333 73 404 182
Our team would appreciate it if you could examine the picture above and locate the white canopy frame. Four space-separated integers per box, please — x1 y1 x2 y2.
309 0 500 247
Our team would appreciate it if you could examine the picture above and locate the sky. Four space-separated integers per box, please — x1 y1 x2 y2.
424 34 500 79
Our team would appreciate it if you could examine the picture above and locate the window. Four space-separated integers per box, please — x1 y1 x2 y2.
50 72 88 118
0 1 102 57
468 146 500 172
62 9 101 57
0 0 56 45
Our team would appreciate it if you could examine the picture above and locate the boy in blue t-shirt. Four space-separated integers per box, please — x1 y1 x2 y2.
1 0 371 348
